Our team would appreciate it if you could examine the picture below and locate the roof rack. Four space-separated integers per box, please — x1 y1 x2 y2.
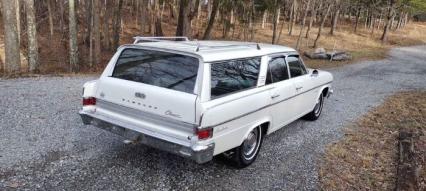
133 36 189 44
194 43 261 52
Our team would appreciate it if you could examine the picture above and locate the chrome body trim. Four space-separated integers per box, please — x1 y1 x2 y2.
205 81 332 128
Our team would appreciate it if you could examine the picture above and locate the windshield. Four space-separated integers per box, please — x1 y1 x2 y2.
112 48 199 94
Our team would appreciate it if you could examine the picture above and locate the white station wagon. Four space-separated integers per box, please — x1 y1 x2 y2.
79 37 333 168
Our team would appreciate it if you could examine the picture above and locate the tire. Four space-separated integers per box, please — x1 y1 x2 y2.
303 94 324 121
223 125 263 168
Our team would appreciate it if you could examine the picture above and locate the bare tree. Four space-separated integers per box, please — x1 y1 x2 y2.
272 0 281 44
330 0 341 35
176 0 199 38
313 4 331 48
296 0 311 49
288 0 297 35
47 0 54 38
69 0 79 72
1 0 21 75
111 0 123 49
102 0 111 50
93 0 101 65
203 0 219 40
381 0 396 42
25 0 39 73
154 0 164 36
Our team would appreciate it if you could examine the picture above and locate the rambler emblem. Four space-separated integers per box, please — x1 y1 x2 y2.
165 110 181 118
135 92 146 99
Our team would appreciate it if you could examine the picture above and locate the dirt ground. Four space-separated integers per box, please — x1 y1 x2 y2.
319 91 426 190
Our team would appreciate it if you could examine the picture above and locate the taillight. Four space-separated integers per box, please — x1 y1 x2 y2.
83 97 96 106
196 128 213 140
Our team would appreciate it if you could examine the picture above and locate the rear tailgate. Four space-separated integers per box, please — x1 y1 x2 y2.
89 47 201 144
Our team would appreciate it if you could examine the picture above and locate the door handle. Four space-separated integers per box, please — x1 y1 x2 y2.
271 94 280 99
296 86 303 91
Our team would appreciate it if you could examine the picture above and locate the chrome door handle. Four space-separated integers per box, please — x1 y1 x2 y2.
271 94 280 99
296 86 303 90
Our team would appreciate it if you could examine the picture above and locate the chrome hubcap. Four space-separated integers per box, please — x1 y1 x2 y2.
314 96 323 116
243 128 260 160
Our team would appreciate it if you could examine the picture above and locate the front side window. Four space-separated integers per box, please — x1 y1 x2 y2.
266 57 289 85
211 57 261 98
112 48 199 94
287 56 307 78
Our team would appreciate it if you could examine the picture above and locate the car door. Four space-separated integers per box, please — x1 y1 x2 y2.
286 55 317 117
266 56 298 132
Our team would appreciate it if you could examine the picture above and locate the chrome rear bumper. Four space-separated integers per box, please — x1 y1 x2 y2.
79 111 214 164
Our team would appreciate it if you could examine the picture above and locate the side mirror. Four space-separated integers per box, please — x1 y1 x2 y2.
311 69 319 77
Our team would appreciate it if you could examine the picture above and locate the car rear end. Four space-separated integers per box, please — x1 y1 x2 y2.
79 46 214 163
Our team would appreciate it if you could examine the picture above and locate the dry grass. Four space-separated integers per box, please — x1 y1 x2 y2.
319 91 426 190
248 22 426 68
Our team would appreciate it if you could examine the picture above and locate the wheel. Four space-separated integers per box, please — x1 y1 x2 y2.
224 125 263 168
303 94 324 121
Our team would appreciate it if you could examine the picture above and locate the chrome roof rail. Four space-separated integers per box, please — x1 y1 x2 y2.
194 43 261 52
133 36 189 44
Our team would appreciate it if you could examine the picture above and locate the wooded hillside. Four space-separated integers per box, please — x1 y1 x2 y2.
0 0 425 76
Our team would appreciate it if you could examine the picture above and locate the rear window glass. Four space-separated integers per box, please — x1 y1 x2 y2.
211 57 261 99
112 48 199 94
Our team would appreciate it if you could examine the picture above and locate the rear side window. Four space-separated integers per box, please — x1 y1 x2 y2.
112 48 199 94
287 56 307 78
266 57 289 84
211 57 261 99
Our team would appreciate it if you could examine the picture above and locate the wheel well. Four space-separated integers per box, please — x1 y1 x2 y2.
322 87 329 97
260 122 270 135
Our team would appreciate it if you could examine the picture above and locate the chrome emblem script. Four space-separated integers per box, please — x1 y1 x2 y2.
165 110 181 118
135 92 146 99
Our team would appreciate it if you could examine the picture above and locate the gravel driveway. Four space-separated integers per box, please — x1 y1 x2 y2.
1 46 425 190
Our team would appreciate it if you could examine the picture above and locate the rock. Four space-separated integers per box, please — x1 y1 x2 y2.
304 49 352 61
314 48 326 54
328 51 352 61
304 52 329 59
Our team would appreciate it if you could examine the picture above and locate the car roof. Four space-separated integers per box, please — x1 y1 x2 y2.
126 40 297 62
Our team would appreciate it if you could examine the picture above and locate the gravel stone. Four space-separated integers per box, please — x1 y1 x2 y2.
1 46 425 190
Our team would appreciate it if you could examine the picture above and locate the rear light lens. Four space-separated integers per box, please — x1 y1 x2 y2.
83 97 96 106
196 128 213 140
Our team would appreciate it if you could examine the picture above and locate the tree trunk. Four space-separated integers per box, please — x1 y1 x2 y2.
330 1 340 35
202 0 219 40
93 0 101 66
1 0 21 75
141 0 147 33
176 0 199 38
262 11 267 29
354 7 361 32
306 0 319 38
381 0 395 42
15 0 21 44
46 0 54 38
288 0 297 35
112 0 123 49
154 0 164 36
84 0 92 46
176 0 190 36
272 0 280 44
296 0 311 49
69 0 79 72
102 0 111 50
313 4 331 48
25 0 39 73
